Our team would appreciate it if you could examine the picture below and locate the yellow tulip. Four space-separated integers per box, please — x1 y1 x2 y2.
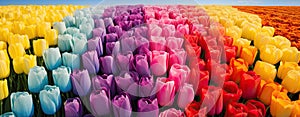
8 34 30 49
8 43 25 59
12 21 25 34
0 60 10 79
292 100 300 117
241 26 258 40
13 56 24 74
0 28 10 42
281 47 300 63
230 58 248 83
270 91 294 117
219 17 234 27
258 81 286 105
260 44 283 64
0 79 9 100
23 54 37 74
24 25 37 39
45 29 58 46
225 26 242 41
33 39 49 57
0 41 7 50
277 61 300 79
240 46 257 65
254 61 277 83
254 32 273 50
37 22 51 37
281 70 300 93
233 38 251 57
261 26 275 37
271 36 291 49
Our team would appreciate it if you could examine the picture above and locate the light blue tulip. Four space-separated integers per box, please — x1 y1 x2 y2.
39 85 62 115
58 34 72 52
65 27 80 36
43 48 62 70
80 23 93 39
53 66 72 92
71 33 88 55
0 112 15 117
75 16 87 28
53 22 66 34
28 66 48 93
62 52 81 70
10 92 34 117
63 16 75 27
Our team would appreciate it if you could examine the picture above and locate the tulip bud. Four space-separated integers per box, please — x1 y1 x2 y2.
10 92 34 117
156 77 175 106
45 29 58 46
71 69 91 96
260 44 283 64
62 52 81 70
281 70 300 93
240 46 257 65
277 61 300 79
53 22 67 34
64 97 83 117
13 57 24 74
0 79 9 100
0 50 10 79
254 61 276 83
271 36 291 49
43 48 62 70
233 38 251 57
82 50 100 75
8 43 25 59
177 83 194 109
281 47 300 62
39 85 62 115
37 22 51 37
28 66 48 93
23 54 37 74
33 39 49 57
53 66 72 92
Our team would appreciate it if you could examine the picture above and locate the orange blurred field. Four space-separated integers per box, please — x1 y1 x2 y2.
234 6 300 50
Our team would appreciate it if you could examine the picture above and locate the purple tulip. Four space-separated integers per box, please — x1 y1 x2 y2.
168 64 190 91
118 21 133 31
115 71 139 94
87 37 103 57
107 25 123 37
121 36 136 53
90 87 111 116
105 33 118 43
82 50 99 75
112 93 132 117
64 97 83 117
106 42 115 55
150 51 169 76
114 53 134 74
104 18 114 28
94 19 105 29
166 37 184 50
71 69 91 96
177 83 195 109
134 26 148 38
134 54 150 77
132 20 143 27
138 76 155 98
137 98 159 117
100 56 114 74
92 74 116 98
159 108 183 117
92 28 105 39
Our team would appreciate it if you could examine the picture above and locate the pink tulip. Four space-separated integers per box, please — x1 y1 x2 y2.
150 51 169 76
168 64 190 91
155 77 175 106
177 83 195 109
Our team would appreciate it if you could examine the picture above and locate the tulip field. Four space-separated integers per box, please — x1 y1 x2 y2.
0 4 300 117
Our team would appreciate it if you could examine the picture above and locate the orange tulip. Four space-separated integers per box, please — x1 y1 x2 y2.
270 91 294 117
229 58 248 83
240 46 257 65
258 80 287 105
292 100 300 117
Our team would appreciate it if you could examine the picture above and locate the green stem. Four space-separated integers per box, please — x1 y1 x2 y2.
0 100 3 115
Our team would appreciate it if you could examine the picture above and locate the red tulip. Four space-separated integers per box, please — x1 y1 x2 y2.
201 86 223 116
223 81 242 108
190 70 209 96
223 36 234 46
245 100 266 117
225 102 248 117
184 101 207 117
240 71 261 99
224 45 237 63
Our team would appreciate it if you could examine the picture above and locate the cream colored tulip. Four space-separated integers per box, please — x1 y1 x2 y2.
254 61 277 83
260 45 283 64
281 47 300 62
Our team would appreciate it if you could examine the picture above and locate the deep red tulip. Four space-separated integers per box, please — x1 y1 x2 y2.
223 81 242 108
240 71 261 99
